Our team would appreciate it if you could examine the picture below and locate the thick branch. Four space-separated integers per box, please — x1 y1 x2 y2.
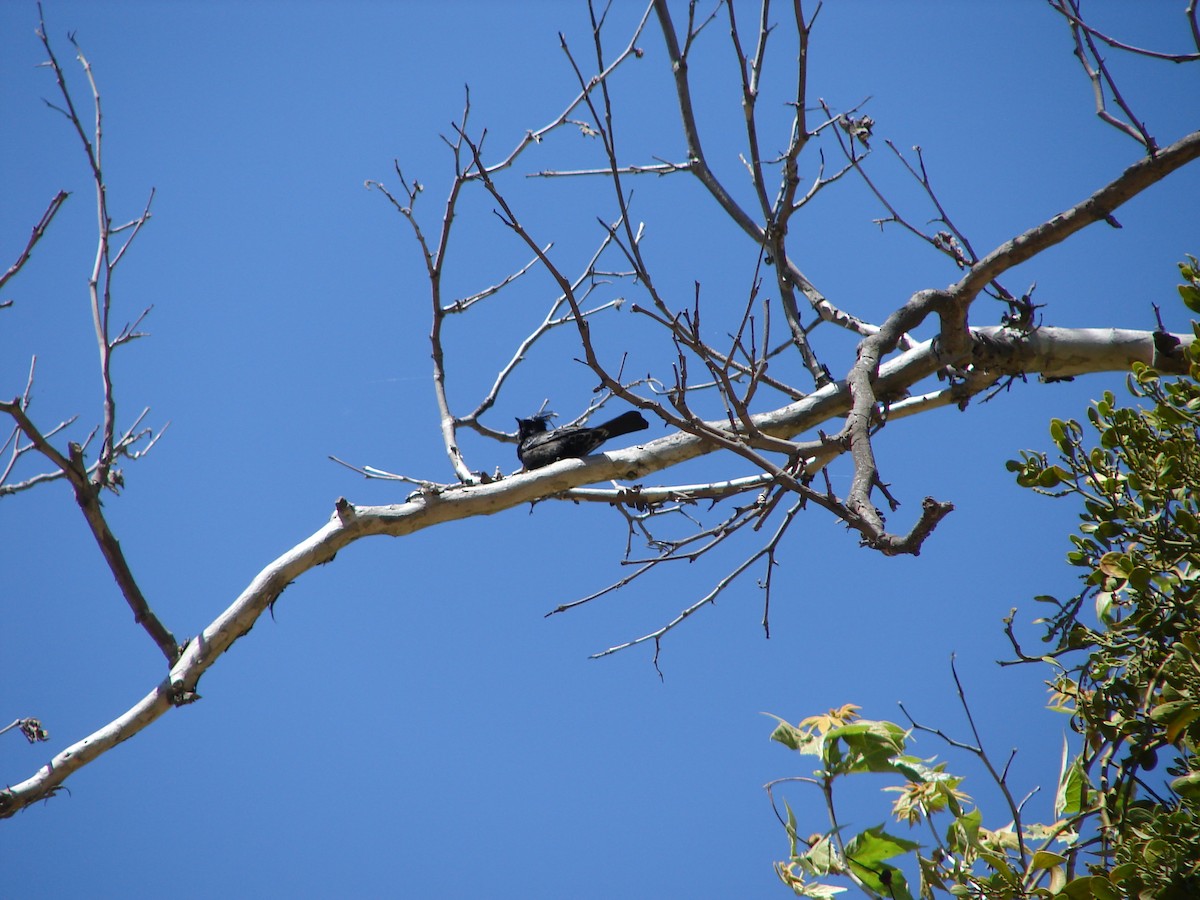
955 130 1200 302
834 130 1200 542
0 318 1188 815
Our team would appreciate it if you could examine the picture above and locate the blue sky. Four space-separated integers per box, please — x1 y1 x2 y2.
2 2 1197 897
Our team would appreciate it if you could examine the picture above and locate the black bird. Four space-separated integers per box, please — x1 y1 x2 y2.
516 410 649 470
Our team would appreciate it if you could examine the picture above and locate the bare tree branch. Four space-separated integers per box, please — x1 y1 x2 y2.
653 0 893 350
0 190 69 294
2 303 1188 816
1049 0 1161 150
7 0 1197 821
5 7 175 664
1046 0 1200 63
0 398 179 663
479 2 655 176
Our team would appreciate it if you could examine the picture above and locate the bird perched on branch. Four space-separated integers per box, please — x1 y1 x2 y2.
516 410 650 470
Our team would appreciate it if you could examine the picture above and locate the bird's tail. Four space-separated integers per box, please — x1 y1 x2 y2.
597 410 649 438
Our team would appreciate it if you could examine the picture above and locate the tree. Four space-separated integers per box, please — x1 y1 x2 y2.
2 2 1198 893
766 259 1200 897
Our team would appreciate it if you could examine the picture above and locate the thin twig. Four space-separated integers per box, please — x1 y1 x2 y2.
0 191 69 292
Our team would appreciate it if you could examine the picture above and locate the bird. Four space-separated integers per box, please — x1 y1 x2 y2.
516 410 650 470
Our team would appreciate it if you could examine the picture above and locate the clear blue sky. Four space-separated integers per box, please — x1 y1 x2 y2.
2 2 1197 897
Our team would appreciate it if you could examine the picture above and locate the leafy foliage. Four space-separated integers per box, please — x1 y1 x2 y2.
768 259 1200 898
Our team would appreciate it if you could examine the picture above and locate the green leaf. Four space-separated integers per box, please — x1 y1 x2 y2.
831 722 909 774
1056 741 1089 817
844 824 919 864
1178 282 1200 314
764 713 807 751
798 834 842 877
1030 849 1068 870
783 800 801 858
1038 465 1068 488
1056 874 1106 898
1127 566 1152 592
1086 874 1123 900
1050 418 1070 452
945 807 982 854
793 884 847 899
1143 838 1172 864
1170 772 1200 799
1097 551 1130 578
844 825 918 900
1150 699 1200 745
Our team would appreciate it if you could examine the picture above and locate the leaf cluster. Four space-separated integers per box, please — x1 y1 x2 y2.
766 705 1065 899
1006 309 1200 897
